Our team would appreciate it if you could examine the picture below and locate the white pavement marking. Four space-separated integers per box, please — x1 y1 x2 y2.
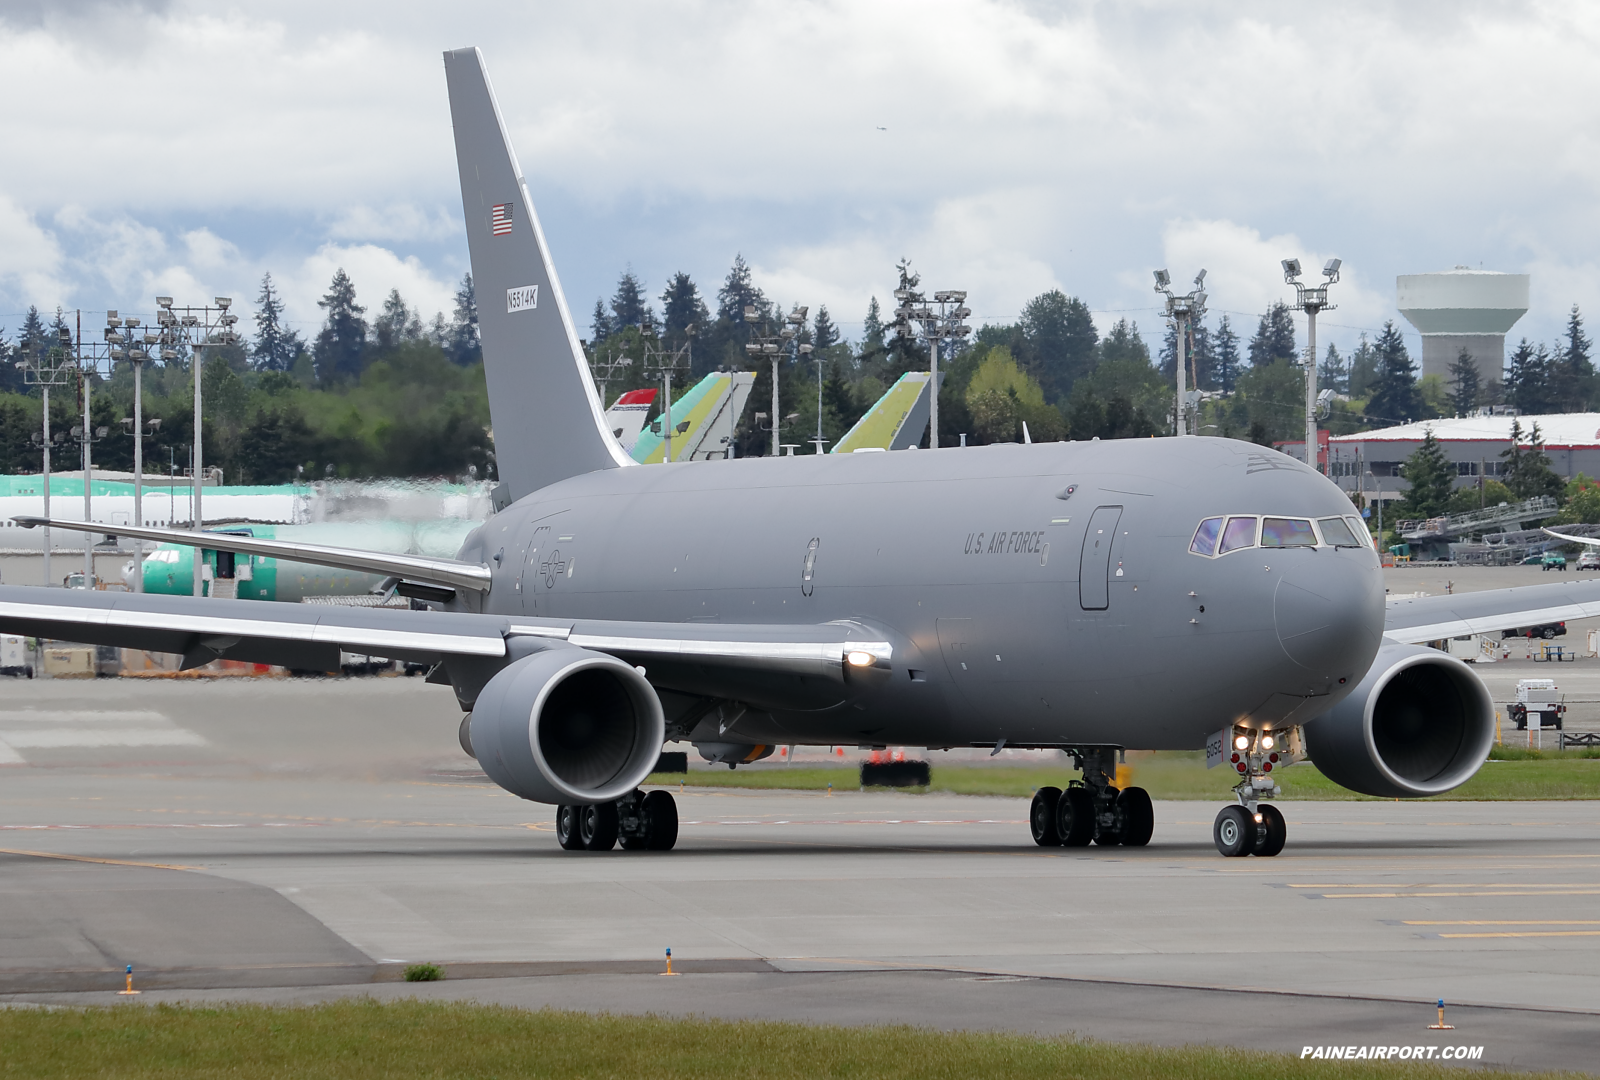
0 728 205 748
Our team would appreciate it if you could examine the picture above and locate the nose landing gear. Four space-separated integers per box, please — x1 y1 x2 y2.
1029 748 1152 849
1213 727 1300 857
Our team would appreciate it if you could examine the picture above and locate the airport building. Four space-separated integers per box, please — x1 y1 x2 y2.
1320 413 1600 503
1396 267 1529 388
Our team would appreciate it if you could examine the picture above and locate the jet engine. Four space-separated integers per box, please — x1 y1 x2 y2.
466 647 665 805
1304 642 1494 798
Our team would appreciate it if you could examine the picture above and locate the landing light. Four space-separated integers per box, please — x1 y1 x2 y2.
1234 735 1250 751
1260 734 1275 750
846 650 875 668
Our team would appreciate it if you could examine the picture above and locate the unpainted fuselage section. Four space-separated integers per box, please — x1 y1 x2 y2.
452 437 1385 753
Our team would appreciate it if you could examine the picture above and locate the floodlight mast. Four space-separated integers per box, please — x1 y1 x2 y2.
1282 258 1340 473
892 273 971 447
1154 269 1208 436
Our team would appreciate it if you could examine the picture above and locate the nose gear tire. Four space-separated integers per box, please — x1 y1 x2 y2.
1214 805 1255 857
1252 804 1286 857
1030 787 1063 846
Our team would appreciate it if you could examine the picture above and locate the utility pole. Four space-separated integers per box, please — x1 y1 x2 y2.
744 305 801 456
1154 269 1208 436
642 339 691 462
1282 258 1341 472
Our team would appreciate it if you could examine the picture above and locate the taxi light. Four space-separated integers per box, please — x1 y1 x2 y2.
1233 735 1250 751
1253 813 1263 823
1260 734 1275 750
846 650 875 668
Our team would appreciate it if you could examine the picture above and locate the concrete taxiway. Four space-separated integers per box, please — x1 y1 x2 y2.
2 677 1599 1073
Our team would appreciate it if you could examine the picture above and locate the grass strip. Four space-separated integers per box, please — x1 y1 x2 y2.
648 750 1600 801
0 1001 1558 1080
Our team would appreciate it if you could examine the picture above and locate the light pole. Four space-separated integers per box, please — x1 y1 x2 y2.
162 298 240 595
1154 269 1208 436
743 305 793 456
642 338 691 462
893 280 971 448
23 332 75 585
1282 257 1340 472
108 302 174 591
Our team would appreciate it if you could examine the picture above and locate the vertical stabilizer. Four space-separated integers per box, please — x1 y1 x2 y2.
443 48 630 501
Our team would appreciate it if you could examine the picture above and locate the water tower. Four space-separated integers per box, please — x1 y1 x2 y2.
1396 267 1529 388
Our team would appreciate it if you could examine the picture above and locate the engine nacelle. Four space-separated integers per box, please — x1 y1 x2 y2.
467 647 665 805
1304 642 1494 798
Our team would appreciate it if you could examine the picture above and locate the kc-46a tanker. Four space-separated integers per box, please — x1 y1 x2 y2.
7 48 1598 856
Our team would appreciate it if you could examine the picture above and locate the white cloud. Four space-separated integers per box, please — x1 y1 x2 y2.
279 244 456 333
5 1 1600 352
0 195 65 309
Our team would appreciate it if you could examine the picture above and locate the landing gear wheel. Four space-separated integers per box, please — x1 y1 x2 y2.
1213 805 1255 857
1056 786 1094 847
1253 804 1286 857
1117 787 1154 847
1092 786 1122 846
555 805 583 851
642 790 679 850
1030 787 1063 846
579 803 619 851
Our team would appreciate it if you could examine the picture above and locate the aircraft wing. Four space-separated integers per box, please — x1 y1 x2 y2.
1383 579 1600 643
0 585 891 706
11 515 490 593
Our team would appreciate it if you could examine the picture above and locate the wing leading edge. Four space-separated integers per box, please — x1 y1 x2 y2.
1383 578 1600 643
10 515 490 594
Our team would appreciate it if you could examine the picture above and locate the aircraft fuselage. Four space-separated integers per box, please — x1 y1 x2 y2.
455 436 1385 753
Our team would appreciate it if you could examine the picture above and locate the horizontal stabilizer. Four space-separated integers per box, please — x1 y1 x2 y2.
9 516 490 593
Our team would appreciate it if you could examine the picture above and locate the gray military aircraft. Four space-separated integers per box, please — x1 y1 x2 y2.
2 48 1591 856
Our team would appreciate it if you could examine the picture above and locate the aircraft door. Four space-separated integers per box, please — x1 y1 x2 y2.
1078 506 1123 611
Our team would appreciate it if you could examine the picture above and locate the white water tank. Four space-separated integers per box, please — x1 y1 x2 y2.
1397 268 1529 387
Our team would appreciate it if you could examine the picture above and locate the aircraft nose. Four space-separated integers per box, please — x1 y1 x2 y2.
1274 554 1384 678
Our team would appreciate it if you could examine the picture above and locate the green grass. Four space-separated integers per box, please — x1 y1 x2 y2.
0 1001 1557 1080
648 749 1600 801
402 963 442 982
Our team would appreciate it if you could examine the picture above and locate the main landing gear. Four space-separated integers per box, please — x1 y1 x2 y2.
1030 747 1154 849
1212 727 1300 857
555 789 678 852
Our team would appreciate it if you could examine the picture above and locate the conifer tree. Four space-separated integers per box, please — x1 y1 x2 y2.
716 254 766 326
590 299 612 343
1347 332 1378 397
609 269 656 334
1247 302 1296 368
1400 428 1454 519
812 305 840 350
1365 320 1424 425
1557 304 1595 408
251 273 305 372
1319 343 1347 394
1504 338 1552 414
1213 314 1240 393
1500 419 1564 500
1447 348 1480 417
660 271 709 344
447 274 480 366
313 268 368 382
1018 289 1098 404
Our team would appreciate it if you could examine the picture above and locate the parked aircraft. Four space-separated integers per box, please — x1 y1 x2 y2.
3 47 1586 857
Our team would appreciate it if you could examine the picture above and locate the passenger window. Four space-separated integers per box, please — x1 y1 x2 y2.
1190 517 1223 556
1317 516 1361 547
1261 518 1316 547
1219 516 1258 554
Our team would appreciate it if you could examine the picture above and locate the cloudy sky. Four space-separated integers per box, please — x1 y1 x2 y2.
3 0 1598 362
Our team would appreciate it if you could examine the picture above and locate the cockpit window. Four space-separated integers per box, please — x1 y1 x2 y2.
1317 516 1362 547
1260 517 1317 547
1190 517 1223 556
1344 516 1374 548
1219 516 1258 554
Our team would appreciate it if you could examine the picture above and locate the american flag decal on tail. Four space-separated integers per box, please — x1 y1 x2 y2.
491 203 514 236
